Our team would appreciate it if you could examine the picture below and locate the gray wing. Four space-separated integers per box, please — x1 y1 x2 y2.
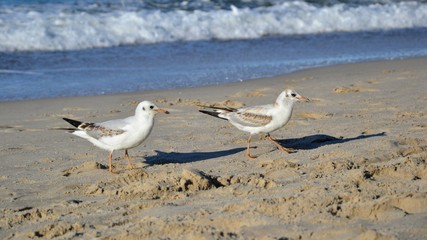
228 105 273 127
78 121 126 140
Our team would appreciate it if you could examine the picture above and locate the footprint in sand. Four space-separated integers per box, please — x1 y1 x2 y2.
345 194 427 221
155 98 244 109
333 86 377 93
231 88 269 98
62 162 107 177
390 193 427 214
0 125 26 133
295 111 333 120
62 107 91 112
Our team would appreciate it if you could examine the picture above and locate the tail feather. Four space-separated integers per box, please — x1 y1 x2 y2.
197 105 237 112
49 127 77 133
199 110 228 121
62 118 83 128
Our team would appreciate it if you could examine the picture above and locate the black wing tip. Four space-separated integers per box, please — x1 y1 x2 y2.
49 127 77 132
62 117 82 128
199 109 216 114
206 106 237 112
199 110 227 120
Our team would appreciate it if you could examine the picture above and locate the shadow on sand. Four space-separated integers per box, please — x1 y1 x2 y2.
144 132 385 165
277 132 386 150
144 147 246 165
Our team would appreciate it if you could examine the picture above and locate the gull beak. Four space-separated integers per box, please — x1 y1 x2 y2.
297 95 310 102
155 108 170 114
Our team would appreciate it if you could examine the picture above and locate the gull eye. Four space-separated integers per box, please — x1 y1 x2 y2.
150 105 154 109
291 93 296 97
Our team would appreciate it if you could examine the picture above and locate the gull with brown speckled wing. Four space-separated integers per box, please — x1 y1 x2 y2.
200 89 309 159
60 101 169 174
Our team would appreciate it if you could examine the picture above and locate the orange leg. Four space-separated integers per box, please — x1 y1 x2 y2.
124 149 134 169
108 152 118 174
266 134 295 153
246 135 257 159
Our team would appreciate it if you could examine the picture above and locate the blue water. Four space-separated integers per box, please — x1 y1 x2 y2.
1 0 427 101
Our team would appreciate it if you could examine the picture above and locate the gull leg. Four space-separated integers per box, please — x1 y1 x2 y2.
266 134 295 153
246 135 257 159
109 152 118 174
124 149 134 169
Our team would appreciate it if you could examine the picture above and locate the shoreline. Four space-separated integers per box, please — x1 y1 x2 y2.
1 56 427 104
1 57 426 239
0 51 427 103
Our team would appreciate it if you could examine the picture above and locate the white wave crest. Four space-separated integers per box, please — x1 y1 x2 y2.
1 1 427 51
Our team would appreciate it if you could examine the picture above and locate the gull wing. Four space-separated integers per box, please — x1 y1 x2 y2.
63 117 129 140
229 105 273 127
78 122 126 140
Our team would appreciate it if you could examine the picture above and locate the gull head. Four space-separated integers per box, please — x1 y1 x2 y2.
136 101 170 117
278 89 310 104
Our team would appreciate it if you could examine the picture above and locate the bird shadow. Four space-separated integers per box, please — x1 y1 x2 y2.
144 147 246 165
143 132 385 165
276 132 386 150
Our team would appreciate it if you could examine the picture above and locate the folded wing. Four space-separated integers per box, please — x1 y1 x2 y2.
63 117 126 140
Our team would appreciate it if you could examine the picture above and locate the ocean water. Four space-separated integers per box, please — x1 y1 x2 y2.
1 0 427 101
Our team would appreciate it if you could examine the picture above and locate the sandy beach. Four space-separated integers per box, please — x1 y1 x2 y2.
1 57 426 239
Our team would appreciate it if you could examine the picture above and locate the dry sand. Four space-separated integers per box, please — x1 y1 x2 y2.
0 58 426 239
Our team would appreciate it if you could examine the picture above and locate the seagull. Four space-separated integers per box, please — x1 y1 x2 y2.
61 101 169 173
199 89 309 159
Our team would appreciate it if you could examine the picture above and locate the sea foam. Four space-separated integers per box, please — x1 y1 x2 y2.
1 1 427 51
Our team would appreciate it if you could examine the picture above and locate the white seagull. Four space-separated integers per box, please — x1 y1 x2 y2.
61 101 169 173
199 89 309 159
